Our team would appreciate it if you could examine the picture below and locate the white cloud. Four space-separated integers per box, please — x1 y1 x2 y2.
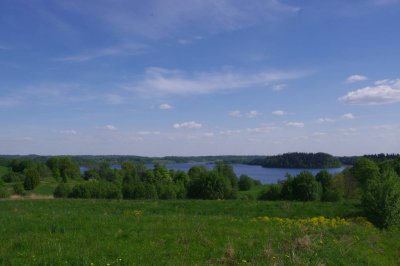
105 125 117 131
316 118 334 123
132 67 310 96
60 130 78 135
285 122 305 128
272 110 287 116
158 103 173 110
342 113 356 120
246 110 261 118
339 79 400 105
173 121 202 129
345 74 368 83
229 110 242 118
272 84 286 91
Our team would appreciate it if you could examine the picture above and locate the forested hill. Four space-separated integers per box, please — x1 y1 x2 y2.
249 152 342 169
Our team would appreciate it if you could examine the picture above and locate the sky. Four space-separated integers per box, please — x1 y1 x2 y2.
1 0 400 156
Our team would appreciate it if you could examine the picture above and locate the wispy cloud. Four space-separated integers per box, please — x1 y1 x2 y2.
57 0 299 39
246 110 261 118
345 74 368 83
285 122 305 128
0 97 20 108
173 121 202 129
272 110 287 116
106 94 124 104
158 103 173 110
316 118 335 123
229 110 242 118
104 125 117 131
339 79 400 105
132 67 309 96
272 84 286 91
229 110 262 118
55 43 146 62
59 130 78 135
342 113 356 120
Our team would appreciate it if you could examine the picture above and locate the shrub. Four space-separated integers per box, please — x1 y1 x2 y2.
351 158 379 189
188 171 233 199
238 175 253 191
23 168 40 190
2 172 24 183
362 170 400 229
54 183 71 198
291 171 321 201
258 184 282 201
0 187 10 198
12 183 25 195
69 181 122 199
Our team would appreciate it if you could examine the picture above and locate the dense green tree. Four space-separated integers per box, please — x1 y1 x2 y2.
350 158 380 189
188 171 233 199
291 171 321 201
53 183 71 198
362 170 400 228
258 184 282 201
238 175 253 191
23 168 40 190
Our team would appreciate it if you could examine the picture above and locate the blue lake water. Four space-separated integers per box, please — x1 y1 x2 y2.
81 163 345 184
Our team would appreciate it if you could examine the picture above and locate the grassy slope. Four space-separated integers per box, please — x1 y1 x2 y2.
0 200 399 265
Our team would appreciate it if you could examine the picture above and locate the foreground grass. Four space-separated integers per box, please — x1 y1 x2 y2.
0 200 399 265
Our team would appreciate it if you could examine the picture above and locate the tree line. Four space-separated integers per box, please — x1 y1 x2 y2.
249 152 342 169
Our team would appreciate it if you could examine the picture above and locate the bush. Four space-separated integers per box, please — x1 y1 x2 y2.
0 187 10 198
23 168 40 190
54 183 71 198
362 170 400 228
238 175 253 191
69 181 122 199
187 171 233 199
291 171 321 201
2 172 24 183
12 183 25 195
259 184 282 201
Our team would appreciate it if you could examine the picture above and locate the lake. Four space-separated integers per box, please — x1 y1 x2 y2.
81 163 345 184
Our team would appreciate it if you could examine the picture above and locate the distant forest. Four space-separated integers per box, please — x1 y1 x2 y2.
0 153 399 169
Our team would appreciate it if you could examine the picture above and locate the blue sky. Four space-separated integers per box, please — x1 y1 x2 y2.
1 0 400 156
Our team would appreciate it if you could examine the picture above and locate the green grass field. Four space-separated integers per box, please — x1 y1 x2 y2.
1 199 399 265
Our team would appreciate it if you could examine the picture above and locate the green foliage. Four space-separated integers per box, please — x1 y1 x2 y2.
12 183 25 195
2 172 24 183
316 170 341 202
23 168 40 190
69 181 122 199
350 158 379 189
188 171 233 199
46 157 80 181
258 184 282 200
250 152 341 169
0 186 10 198
53 183 71 198
238 175 253 191
292 171 321 201
362 170 400 229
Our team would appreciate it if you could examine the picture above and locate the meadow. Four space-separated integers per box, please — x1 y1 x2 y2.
1 199 399 265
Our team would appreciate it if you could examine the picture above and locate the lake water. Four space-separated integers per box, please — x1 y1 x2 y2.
81 163 345 184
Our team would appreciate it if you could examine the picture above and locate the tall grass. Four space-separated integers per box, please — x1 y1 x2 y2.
0 199 399 265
